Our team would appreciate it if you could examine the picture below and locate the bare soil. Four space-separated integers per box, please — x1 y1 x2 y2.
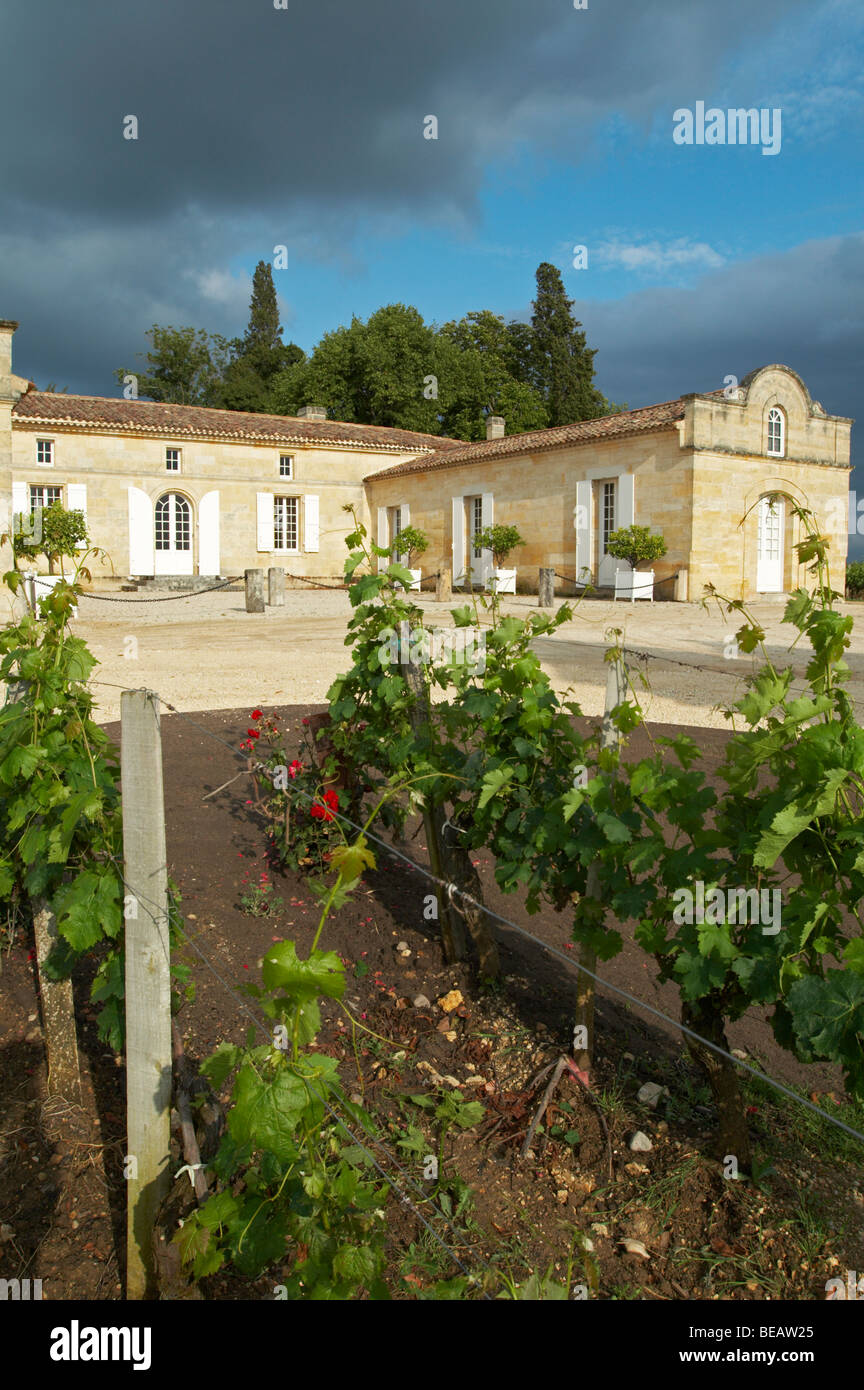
2 704 862 1302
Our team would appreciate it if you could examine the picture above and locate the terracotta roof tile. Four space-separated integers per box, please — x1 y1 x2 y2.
366 392 728 481
12 390 465 455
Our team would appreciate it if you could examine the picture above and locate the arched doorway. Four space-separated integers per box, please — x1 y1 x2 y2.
154 491 194 575
756 494 784 592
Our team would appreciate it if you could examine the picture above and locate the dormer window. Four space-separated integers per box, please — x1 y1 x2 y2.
767 407 785 457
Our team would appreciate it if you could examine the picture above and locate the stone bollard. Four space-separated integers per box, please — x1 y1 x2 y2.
268 567 285 606
245 568 265 613
538 567 555 607
435 566 452 603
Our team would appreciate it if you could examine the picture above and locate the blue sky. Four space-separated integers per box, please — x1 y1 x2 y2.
1 0 862 547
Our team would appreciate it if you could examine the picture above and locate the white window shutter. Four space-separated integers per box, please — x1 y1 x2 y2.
451 496 464 586
128 486 154 576
480 492 494 583
199 490 220 575
67 483 88 549
257 493 273 552
377 506 389 572
304 494 319 552
401 502 410 527
575 480 591 580
12 480 27 515
618 474 635 530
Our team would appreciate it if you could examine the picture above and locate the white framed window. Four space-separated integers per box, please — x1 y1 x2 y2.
273 495 299 552
36 439 54 467
155 492 191 552
30 484 63 510
165 447 181 472
767 407 785 457
388 505 403 556
279 454 294 479
472 496 483 559
601 480 616 551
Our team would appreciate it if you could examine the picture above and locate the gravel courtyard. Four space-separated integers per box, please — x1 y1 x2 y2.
41 584 864 728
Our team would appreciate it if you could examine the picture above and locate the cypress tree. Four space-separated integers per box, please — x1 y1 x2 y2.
243 260 282 356
530 262 611 425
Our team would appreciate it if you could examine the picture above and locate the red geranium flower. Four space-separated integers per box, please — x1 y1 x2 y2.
288 759 302 779
310 789 339 822
251 709 262 720
247 728 260 739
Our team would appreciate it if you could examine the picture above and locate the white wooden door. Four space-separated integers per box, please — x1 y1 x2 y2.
154 492 194 575
466 495 485 585
756 495 784 592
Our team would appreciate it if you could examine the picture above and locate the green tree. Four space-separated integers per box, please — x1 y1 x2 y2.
114 325 229 406
219 260 304 412
605 524 667 572
12 502 89 575
392 525 429 567
530 263 616 425
438 311 548 439
474 523 525 568
271 304 450 433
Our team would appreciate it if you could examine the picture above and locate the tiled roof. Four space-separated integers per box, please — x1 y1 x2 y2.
367 392 727 480
11 390 464 455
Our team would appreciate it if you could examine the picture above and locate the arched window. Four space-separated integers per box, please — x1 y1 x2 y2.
155 492 191 551
767 407 785 457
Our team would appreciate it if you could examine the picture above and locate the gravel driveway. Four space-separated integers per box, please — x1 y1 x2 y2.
59 585 864 728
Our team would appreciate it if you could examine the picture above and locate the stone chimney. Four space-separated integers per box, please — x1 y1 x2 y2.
0 319 19 389
486 415 505 440
297 404 328 421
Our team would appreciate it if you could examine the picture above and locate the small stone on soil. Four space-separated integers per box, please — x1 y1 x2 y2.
628 1131 653 1152
636 1082 666 1108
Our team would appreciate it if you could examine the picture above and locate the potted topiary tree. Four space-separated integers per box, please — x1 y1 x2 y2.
392 524 429 591
475 523 525 594
605 524 667 602
12 502 89 606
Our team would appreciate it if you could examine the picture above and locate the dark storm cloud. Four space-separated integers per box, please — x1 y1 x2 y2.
0 0 819 398
1 0 800 227
576 231 864 552
583 233 864 423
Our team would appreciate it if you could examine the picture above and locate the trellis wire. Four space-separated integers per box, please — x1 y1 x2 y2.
91 678 864 1152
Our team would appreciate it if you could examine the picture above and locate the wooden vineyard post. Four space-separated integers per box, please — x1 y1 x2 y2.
435 567 452 603
538 567 554 607
402 627 467 963
245 567 265 613
121 689 172 1301
573 655 626 1080
32 899 82 1102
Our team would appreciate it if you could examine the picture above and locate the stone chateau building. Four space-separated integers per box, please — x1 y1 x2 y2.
0 318 852 600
